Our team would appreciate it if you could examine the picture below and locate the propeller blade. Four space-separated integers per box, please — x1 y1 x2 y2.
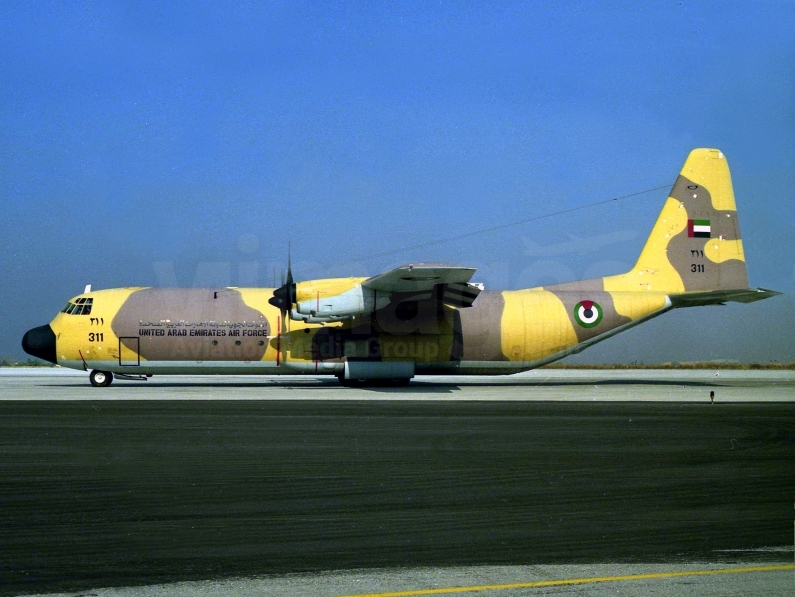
268 244 297 316
285 242 294 333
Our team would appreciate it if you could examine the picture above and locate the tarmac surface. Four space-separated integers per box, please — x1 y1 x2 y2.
1 367 794 401
0 368 793 596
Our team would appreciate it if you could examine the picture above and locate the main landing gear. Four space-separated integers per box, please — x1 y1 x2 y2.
89 370 113 387
337 376 411 388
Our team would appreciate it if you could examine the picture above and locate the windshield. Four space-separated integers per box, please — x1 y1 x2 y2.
60 297 93 315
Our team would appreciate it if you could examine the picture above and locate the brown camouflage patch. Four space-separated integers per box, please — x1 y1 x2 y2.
455 291 508 361
548 290 632 343
112 288 271 362
668 175 748 291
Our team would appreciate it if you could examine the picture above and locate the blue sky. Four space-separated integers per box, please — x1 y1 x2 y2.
1 2 793 362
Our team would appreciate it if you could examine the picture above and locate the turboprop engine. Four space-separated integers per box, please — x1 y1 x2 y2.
291 283 392 323
275 264 482 324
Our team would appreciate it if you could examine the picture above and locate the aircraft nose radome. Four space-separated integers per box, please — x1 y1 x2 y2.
22 324 57 364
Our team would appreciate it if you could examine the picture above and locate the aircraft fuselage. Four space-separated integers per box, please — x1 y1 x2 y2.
28 285 671 377
21 149 779 385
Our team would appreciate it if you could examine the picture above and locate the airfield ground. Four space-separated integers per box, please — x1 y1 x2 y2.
0 368 793 597
2 367 794 401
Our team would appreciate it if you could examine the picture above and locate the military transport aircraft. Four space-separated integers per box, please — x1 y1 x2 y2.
23 148 779 387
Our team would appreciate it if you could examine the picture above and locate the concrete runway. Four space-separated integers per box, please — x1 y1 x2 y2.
0 369 793 596
1 367 794 401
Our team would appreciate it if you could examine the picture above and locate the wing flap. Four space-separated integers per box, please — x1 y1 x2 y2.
440 282 482 308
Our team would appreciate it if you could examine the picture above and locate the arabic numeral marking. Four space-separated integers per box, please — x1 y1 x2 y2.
690 264 705 273
88 332 104 342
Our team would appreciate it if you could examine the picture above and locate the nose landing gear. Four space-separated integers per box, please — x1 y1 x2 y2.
89 370 113 387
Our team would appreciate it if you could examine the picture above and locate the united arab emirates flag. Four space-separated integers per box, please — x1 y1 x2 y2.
687 219 711 238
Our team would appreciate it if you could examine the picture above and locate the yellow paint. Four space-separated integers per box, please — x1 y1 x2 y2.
239 287 348 363
704 237 745 264
681 148 736 211
296 277 367 303
51 287 145 364
503 290 578 361
607 291 669 320
240 288 294 362
238 288 279 362
604 197 686 293
334 564 795 597
237 288 277 318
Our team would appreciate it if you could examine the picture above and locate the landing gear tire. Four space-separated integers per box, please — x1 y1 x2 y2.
89 370 113 387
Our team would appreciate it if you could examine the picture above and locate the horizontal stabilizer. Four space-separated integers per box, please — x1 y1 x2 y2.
669 287 781 307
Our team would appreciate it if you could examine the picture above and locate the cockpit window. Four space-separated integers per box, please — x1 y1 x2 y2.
61 298 93 315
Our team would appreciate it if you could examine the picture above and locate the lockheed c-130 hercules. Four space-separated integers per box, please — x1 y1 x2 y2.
23 149 779 387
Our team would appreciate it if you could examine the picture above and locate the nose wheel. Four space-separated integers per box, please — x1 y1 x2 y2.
89 370 113 387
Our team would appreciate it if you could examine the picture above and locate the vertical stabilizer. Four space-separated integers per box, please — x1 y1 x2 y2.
605 148 748 293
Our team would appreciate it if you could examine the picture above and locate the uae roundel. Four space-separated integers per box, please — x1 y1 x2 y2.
574 300 603 328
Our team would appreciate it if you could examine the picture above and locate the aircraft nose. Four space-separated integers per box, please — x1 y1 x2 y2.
22 324 57 364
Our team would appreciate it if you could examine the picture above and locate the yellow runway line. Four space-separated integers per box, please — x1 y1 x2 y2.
335 564 795 597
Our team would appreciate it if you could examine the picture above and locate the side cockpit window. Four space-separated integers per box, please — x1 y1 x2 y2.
61 297 93 315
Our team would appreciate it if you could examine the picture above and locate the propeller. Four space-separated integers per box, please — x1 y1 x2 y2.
269 243 297 324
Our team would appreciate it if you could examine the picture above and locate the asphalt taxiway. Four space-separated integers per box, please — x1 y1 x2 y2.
0 369 792 596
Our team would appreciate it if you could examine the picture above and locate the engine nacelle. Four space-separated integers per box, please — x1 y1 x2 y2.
290 284 392 323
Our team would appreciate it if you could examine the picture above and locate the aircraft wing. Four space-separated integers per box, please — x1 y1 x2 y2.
668 287 781 307
363 263 481 307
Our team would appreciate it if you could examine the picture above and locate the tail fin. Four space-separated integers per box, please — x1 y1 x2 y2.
605 148 748 294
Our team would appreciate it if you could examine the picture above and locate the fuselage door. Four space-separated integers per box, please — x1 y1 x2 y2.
119 337 140 366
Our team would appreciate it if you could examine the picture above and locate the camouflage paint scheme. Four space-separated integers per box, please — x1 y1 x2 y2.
42 149 775 377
